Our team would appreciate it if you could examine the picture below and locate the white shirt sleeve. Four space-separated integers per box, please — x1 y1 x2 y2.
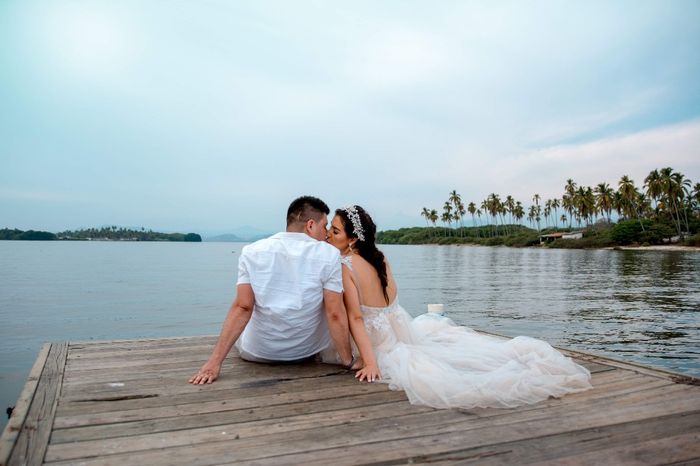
323 253 343 293
236 249 251 285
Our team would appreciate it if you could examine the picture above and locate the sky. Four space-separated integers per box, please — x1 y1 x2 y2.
1 0 699 235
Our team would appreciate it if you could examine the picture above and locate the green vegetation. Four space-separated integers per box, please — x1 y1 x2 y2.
0 228 57 241
383 167 700 248
0 227 201 242
378 225 540 247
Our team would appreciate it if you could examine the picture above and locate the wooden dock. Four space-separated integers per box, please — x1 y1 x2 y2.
1 335 699 465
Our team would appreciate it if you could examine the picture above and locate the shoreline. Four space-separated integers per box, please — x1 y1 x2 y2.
380 242 700 251
605 244 700 252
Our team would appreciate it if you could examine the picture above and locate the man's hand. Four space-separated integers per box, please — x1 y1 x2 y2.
189 360 221 385
188 284 255 386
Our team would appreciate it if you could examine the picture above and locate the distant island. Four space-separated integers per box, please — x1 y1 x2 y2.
0 227 202 242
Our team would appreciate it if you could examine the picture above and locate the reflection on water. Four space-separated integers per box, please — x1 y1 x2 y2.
385 245 700 378
0 242 698 431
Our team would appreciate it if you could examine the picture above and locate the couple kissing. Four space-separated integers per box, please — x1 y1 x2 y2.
190 195 592 410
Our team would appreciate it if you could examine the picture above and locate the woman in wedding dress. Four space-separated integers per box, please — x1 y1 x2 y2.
327 205 592 409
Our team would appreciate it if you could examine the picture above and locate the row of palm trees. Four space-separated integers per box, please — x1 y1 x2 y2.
421 168 699 237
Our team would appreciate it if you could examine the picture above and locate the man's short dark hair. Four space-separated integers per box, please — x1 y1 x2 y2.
287 196 330 227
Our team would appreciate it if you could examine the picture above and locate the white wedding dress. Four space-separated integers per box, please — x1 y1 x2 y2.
343 259 593 409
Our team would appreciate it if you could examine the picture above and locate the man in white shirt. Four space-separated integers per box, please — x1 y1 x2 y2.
190 196 353 384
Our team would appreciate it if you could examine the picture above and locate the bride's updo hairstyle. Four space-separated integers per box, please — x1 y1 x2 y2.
335 205 390 304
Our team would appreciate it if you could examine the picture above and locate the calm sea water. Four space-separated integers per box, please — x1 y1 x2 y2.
1 241 699 430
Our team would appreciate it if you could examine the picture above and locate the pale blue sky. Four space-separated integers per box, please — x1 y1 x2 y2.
1 1 699 234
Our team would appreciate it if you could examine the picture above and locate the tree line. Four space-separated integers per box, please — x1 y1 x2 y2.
421 167 699 239
0 226 202 242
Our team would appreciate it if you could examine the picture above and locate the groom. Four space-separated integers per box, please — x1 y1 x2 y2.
189 195 353 384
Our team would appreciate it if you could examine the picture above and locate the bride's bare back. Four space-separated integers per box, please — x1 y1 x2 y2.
347 254 397 307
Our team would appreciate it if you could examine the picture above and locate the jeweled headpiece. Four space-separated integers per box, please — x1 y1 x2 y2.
342 205 365 241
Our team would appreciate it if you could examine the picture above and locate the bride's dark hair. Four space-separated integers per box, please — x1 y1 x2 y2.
335 205 389 304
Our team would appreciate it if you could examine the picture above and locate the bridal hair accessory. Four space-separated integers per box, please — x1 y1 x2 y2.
342 205 365 241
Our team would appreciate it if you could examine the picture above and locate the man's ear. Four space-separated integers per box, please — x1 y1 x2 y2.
304 219 314 235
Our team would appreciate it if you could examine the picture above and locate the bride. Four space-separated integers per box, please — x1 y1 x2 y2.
327 205 592 409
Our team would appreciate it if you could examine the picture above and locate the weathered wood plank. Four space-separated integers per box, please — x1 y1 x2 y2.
55 353 626 406
244 410 700 465
532 430 700 466
66 345 216 364
6 343 67 466
558 348 699 384
44 383 700 466
65 353 227 372
49 372 667 445
56 371 387 416
68 335 217 349
50 388 410 443
52 366 647 420
54 358 632 414
53 382 398 428
5 334 699 466
0 344 50 466
45 400 436 461
60 359 346 386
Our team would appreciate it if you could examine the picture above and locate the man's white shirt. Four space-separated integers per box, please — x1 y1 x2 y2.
236 232 343 361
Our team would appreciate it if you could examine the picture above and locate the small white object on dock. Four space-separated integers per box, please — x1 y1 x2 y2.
427 303 444 314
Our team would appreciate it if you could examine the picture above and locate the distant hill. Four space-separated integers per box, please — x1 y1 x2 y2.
205 233 244 242
204 226 273 242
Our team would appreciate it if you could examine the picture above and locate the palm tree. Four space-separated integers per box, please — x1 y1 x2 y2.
562 194 574 228
671 170 692 234
543 202 552 229
618 175 645 232
644 169 663 212
429 209 439 229
447 190 462 234
551 198 561 228
456 200 466 236
504 195 516 226
692 183 700 218
513 202 524 226
448 190 461 211
594 182 614 222
480 199 491 236
420 207 431 227
442 201 453 235
420 207 432 238
486 193 502 235
527 205 536 228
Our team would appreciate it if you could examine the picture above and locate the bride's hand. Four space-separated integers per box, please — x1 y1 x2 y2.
355 363 381 383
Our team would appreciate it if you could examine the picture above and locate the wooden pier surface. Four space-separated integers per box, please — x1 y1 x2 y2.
1 335 699 465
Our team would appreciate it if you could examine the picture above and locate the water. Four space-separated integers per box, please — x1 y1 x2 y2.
1 241 699 431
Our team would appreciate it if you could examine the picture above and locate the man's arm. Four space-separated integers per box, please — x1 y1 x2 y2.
189 283 255 385
323 289 353 367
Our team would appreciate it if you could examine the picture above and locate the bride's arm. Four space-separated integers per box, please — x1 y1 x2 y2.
342 266 381 382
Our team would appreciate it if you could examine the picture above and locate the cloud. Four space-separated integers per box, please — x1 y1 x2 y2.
491 119 700 202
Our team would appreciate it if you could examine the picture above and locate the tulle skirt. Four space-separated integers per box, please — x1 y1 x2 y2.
361 301 592 409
